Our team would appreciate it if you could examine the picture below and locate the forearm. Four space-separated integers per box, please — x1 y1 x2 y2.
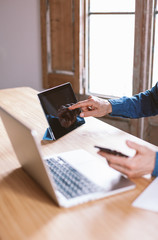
108 97 140 118
109 83 158 119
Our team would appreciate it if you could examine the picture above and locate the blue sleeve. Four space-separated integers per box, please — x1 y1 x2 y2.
152 152 158 177
109 82 158 118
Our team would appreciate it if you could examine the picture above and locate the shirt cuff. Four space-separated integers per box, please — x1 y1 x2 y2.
152 152 158 176
108 98 126 117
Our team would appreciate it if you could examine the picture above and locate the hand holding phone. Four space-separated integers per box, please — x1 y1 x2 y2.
94 145 128 158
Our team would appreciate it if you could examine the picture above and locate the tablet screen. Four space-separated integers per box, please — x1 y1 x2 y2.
38 82 85 140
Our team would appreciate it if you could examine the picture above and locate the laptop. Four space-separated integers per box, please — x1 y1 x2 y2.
0 107 135 208
38 82 85 140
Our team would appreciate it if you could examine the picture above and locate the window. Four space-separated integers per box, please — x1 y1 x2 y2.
40 0 158 143
87 0 135 98
152 1 158 86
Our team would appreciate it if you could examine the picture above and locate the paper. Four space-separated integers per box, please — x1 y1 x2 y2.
132 177 158 212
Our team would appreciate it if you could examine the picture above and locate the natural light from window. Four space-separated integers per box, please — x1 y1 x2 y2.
90 0 135 12
152 11 158 87
88 0 135 98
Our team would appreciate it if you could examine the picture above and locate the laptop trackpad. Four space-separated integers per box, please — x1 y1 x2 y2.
59 149 123 190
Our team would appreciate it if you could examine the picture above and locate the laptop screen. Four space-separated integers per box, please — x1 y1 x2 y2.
38 82 85 140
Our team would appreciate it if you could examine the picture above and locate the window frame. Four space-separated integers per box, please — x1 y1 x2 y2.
40 0 158 143
84 0 156 140
86 0 135 98
150 0 158 86
85 0 156 99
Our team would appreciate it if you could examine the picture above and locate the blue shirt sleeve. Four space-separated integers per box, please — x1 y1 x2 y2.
109 82 158 118
152 152 158 177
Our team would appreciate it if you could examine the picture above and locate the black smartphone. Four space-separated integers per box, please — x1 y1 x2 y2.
94 145 128 158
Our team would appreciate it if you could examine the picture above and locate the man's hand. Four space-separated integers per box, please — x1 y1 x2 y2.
97 140 156 178
69 96 112 118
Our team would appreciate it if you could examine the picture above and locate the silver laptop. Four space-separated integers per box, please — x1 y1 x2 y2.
0 107 135 208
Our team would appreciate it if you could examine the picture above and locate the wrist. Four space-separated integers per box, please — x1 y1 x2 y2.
106 100 112 114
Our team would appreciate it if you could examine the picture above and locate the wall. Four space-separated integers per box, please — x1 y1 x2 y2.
0 0 42 91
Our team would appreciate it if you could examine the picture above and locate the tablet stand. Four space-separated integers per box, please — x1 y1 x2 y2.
42 128 54 140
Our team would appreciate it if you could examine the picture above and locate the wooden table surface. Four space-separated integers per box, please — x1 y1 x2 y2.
0 87 158 240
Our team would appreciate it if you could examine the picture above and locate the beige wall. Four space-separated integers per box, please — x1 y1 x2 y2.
0 0 42 91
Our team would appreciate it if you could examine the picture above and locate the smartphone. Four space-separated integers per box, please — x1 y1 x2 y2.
94 145 128 158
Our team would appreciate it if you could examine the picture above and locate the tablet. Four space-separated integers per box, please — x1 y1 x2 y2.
38 82 85 140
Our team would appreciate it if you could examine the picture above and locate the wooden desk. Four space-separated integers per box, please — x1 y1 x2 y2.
0 87 158 240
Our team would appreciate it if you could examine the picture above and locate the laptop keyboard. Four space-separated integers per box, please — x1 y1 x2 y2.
45 156 103 199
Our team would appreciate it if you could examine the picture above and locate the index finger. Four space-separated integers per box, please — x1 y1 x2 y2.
98 151 129 166
69 100 91 110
